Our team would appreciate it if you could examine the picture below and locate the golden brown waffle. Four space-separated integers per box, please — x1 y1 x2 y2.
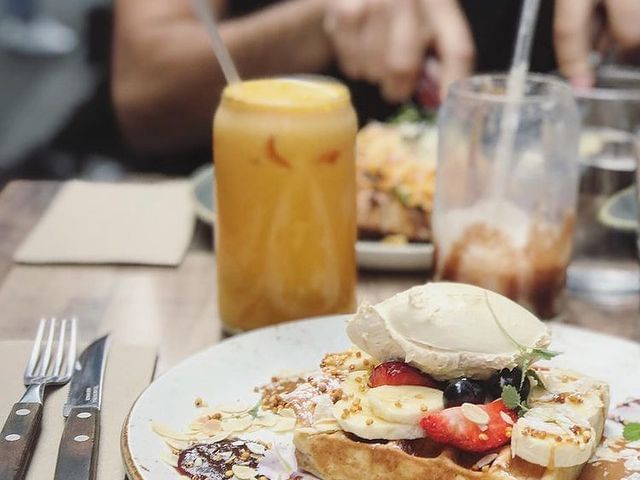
294 429 584 480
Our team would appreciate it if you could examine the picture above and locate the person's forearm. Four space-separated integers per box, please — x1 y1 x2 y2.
113 0 332 155
225 0 332 77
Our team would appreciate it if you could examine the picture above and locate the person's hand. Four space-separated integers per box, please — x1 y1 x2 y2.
323 0 474 104
555 0 640 89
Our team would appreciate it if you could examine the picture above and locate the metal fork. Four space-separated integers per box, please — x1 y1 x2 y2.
0 318 77 480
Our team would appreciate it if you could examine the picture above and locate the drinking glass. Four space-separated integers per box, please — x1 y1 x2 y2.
567 66 640 296
433 74 580 319
214 77 358 333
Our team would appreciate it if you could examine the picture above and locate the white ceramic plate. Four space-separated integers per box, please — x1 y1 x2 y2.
190 165 434 271
190 164 215 225
356 240 434 271
122 315 640 480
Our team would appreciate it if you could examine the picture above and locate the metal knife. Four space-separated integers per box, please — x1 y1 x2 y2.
53 335 110 480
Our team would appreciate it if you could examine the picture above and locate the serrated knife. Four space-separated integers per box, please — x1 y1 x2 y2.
53 335 110 480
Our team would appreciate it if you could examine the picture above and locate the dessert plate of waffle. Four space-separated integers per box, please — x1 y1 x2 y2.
122 283 640 480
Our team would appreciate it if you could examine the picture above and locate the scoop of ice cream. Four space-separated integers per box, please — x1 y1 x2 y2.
347 282 551 379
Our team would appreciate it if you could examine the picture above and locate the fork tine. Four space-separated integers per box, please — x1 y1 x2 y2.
38 318 56 377
64 318 78 379
25 318 46 379
52 318 67 377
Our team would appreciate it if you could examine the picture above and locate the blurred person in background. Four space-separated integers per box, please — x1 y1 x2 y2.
0 0 77 55
112 0 640 158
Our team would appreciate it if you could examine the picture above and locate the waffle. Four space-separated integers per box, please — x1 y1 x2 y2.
287 349 608 480
295 428 588 480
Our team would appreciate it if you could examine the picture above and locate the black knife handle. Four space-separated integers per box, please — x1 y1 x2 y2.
0 402 43 480
53 407 100 480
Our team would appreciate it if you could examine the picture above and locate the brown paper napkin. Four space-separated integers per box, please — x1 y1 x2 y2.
14 180 194 266
0 340 156 480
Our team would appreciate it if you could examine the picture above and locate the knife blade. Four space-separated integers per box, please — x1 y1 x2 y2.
53 335 110 480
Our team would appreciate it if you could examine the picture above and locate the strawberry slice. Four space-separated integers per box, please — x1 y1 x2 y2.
369 361 439 388
420 399 517 453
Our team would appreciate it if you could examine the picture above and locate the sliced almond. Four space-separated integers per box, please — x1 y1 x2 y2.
461 403 489 425
245 425 262 433
246 442 266 455
152 422 194 441
278 408 296 418
219 402 252 414
272 417 296 432
500 411 515 425
201 418 222 435
472 453 498 470
253 414 278 427
231 464 257 480
201 430 231 443
164 438 189 451
222 416 253 432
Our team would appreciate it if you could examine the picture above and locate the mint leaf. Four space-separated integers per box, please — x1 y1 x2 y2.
623 423 640 442
501 385 522 410
530 348 561 361
388 104 434 124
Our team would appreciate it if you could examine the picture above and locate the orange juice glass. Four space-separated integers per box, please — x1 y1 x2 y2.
214 77 358 332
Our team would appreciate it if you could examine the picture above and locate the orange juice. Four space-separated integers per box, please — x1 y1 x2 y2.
214 77 358 332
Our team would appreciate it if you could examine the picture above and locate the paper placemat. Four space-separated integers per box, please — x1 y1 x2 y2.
0 340 156 480
14 181 194 266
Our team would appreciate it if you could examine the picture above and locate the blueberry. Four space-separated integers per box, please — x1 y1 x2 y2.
487 368 530 400
443 378 485 408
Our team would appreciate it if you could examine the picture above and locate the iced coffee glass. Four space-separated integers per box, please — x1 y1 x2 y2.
433 74 580 319
214 77 358 332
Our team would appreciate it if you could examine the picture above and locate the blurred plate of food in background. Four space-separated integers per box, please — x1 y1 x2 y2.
356 238 434 271
355 106 437 271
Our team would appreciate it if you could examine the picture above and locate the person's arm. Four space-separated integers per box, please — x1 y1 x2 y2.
112 0 332 155
324 0 474 103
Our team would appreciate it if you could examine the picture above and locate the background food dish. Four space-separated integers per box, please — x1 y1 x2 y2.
190 165 435 271
356 121 437 244
122 315 640 480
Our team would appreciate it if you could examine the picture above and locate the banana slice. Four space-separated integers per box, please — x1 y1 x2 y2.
511 370 608 468
332 371 426 440
511 404 596 468
368 385 444 424
332 398 425 440
340 371 370 396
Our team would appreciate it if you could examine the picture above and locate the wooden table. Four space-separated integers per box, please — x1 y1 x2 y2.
0 181 637 374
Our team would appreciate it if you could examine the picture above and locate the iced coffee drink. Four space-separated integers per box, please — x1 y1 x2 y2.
433 74 580 319
434 201 575 318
